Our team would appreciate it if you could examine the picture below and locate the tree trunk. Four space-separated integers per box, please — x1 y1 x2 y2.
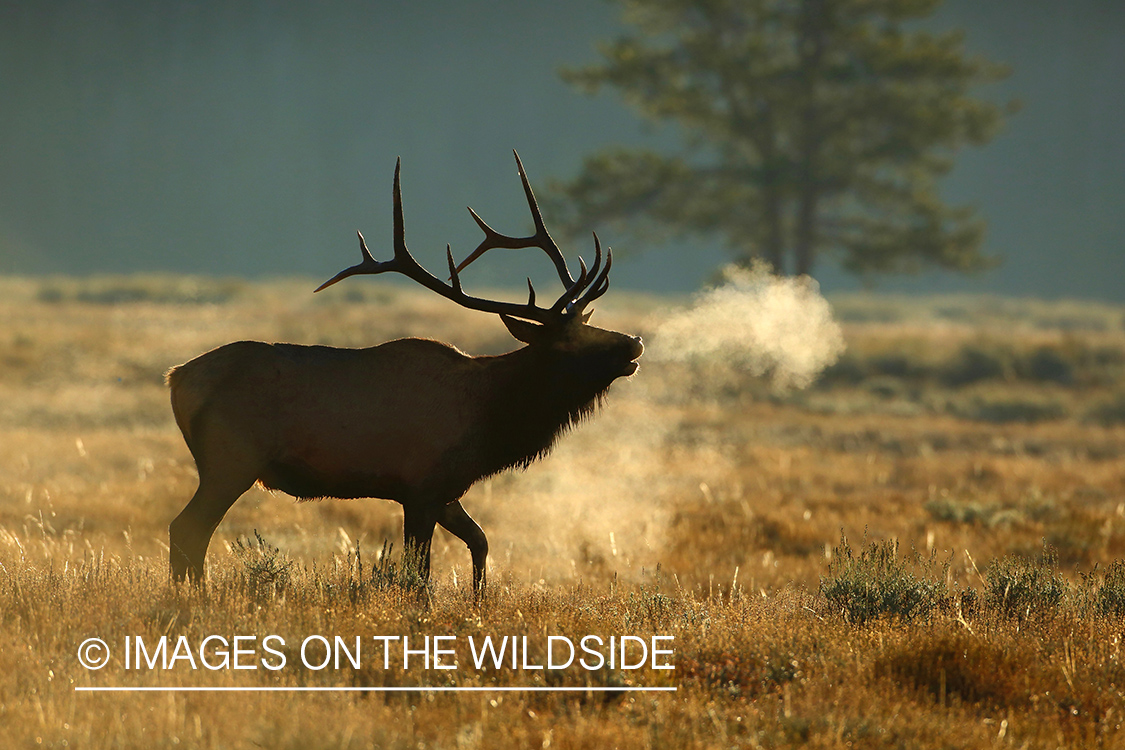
764 184 785 275
795 191 816 276
795 0 826 277
758 128 787 274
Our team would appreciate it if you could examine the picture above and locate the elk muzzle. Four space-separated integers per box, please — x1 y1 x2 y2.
622 335 644 375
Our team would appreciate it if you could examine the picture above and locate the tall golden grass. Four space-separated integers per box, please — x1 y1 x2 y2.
2 275 1124 748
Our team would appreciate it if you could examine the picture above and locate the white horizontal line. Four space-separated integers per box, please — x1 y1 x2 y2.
76 686 676 693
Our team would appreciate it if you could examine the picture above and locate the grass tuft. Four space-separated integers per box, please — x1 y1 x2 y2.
230 530 295 600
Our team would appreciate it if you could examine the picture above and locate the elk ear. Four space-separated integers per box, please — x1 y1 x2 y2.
500 314 547 345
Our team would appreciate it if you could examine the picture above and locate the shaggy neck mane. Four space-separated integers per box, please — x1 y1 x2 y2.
478 347 612 477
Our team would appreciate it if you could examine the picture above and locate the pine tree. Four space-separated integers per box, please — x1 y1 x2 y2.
554 0 1016 277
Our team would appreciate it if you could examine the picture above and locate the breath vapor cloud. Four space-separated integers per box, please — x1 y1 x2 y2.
650 263 846 389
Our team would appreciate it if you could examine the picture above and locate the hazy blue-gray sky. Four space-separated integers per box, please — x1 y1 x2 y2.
1 0 1122 300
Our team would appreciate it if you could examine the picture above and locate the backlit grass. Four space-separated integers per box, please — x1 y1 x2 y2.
1 275 1123 748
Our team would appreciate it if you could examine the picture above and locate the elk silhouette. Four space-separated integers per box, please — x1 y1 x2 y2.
167 153 643 592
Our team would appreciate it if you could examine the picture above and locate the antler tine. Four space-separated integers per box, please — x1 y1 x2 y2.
392 158 407 257
445 245 463 294
451 152 575 289
315 158 417 293
314 231 383 293
512 151 574 287
570 238 613 313
548 256 592 314
573 256 589 294
584 231 603 284
456 206 505 273
580 254 612 308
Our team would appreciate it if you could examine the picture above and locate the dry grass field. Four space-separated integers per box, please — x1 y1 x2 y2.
2 274 1124 749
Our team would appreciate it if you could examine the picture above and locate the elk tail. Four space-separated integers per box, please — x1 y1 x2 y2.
166 365 192 445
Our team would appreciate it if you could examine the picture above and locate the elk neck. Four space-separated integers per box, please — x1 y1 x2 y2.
474 343 615 476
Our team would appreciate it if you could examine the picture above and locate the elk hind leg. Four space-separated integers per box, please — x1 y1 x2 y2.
170 425 262 582
438 500 488 596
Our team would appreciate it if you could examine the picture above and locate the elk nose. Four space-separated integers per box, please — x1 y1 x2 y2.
630 335 644 359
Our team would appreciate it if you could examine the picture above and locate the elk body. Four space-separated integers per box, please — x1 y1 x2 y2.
167 153 643 592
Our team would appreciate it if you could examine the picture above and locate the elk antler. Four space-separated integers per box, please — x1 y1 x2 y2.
315 153 612 324
455 151 576 287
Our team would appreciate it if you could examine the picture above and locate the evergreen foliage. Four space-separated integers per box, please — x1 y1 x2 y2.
556 0 1016 277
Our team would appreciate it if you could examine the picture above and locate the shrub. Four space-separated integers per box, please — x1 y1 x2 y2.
870 353 913 378
1093 560 1125 617
1085 392 1125 426
818 352 869 386
983 549 1067 617
942 344 1010 387
820 535 950 624
924 498 1002 526
947 393 1068 424
1024 346 1075 384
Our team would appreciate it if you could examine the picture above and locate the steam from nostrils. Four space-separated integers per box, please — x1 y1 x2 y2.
468 264 845 583
649 263 846 389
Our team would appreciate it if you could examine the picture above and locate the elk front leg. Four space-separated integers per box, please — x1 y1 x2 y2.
401 504 438 587
438 500 488 596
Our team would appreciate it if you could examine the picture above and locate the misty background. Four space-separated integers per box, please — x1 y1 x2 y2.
1 1 1122 300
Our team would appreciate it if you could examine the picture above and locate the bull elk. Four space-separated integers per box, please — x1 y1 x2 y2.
167 152 643 592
